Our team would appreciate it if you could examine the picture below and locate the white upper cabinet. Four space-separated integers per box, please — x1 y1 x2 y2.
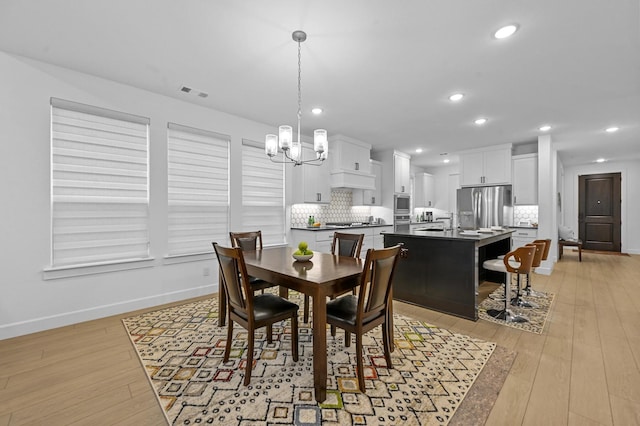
394 151 411 194
459 144 512 186
292 145 331 204
329 135 375 190
354 160 382 205
512 154 538 205
414 172 435 207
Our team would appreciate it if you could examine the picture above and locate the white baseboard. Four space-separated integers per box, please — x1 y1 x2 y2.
0 284 218 340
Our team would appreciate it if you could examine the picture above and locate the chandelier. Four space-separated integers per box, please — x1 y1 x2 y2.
265 30 327 166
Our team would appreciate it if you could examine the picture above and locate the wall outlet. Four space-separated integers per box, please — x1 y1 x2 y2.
203 267 210 276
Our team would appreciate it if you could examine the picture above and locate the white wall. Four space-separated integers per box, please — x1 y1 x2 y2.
562 160 640 254
0 52 282 339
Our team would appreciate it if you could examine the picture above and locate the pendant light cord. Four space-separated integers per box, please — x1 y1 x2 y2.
297 38 302 145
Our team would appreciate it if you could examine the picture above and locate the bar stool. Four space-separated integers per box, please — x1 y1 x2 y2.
524 239 551 297
483 245 536 323
510 242 544 309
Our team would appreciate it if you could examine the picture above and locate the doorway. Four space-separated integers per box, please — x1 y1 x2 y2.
578 172 621 251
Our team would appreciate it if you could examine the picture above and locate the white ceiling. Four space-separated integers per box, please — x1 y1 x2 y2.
1 0 639 168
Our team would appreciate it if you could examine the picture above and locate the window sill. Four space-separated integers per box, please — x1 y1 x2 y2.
163 252 215 265
43 257 155 280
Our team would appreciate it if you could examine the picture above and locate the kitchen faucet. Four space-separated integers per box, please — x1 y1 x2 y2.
435 212 454 230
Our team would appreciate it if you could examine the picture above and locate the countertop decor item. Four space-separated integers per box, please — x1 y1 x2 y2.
264 30 328 167
293 252 314 261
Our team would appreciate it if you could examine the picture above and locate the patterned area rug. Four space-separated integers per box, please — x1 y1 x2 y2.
478 287 554 334
123 293 498 425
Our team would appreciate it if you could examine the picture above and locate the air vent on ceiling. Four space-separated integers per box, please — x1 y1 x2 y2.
180 85 208 99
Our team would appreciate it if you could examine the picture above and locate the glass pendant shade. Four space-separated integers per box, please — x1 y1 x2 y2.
278 125 292 150
313 129 327 157
265 134 278 157
290 140 302 161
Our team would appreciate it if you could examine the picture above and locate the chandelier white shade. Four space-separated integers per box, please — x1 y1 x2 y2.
265 30 327 166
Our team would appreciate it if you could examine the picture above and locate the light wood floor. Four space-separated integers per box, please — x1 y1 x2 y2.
1 250 639 425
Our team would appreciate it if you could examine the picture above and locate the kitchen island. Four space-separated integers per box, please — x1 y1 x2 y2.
383 228 513 320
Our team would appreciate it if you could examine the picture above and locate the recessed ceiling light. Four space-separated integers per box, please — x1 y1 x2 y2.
443 158 451 164
415 148 423 153
605 126 619 133
449 93 464 102
539 125 552 132
311 107 323 115
474 118 488 125
596 158 606 163
494 24 519 39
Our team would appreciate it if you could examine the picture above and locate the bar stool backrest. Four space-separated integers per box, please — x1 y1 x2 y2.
504 245 536 274
533 239 551 261
528 241 546 268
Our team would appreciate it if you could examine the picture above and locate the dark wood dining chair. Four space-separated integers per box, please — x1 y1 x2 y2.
325 244 403 393
229 231 278 293
212 242 299 386
302 232 365 323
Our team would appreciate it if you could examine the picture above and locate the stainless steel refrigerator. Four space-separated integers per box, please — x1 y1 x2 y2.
457 185 513 230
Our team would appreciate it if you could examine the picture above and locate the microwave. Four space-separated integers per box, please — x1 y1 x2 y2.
394 195 411 214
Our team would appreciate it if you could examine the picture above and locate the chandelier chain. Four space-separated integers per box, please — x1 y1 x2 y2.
297 38 302 143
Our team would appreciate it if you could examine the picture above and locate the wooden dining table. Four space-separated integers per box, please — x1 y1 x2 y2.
218 246 363 403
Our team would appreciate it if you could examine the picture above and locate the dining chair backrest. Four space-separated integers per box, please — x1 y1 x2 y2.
528 241 546 268
503 245 536 274
533 239 552 261
358 244 402 323
331 232 364 258
213 243 251 316
229 231 263 252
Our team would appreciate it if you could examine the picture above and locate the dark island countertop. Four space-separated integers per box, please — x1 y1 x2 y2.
382 228 514 244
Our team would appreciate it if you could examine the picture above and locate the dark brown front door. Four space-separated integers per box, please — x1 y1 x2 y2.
578 172 621 251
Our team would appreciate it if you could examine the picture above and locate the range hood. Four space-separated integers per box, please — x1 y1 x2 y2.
330 169 376 190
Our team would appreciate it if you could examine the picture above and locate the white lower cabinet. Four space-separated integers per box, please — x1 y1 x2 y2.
290 226 391 258
511 228 538 249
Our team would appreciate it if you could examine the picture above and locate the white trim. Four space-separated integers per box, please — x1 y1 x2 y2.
43 257 155 280
0 284 218 340
163 252 216 265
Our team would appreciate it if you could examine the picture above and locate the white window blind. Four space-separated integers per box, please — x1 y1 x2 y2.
50 98 150 268
241 139 285 245
167 123 229 256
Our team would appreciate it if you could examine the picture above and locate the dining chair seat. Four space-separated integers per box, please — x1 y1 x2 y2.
326 294 359 325
248 276 276 291
236 293 299 322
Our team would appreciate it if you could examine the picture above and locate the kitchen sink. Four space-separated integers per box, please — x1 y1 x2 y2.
415 228 444 232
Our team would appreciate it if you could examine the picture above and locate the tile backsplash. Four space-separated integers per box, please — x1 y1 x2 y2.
514 205 538 224
290 190 372 227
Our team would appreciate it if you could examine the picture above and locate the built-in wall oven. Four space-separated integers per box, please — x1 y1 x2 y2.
394 195 410 215
394 215 411 232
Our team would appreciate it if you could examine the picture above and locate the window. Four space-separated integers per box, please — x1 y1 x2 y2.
50 98 150 268
241 139 285 245
167 123 229 256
